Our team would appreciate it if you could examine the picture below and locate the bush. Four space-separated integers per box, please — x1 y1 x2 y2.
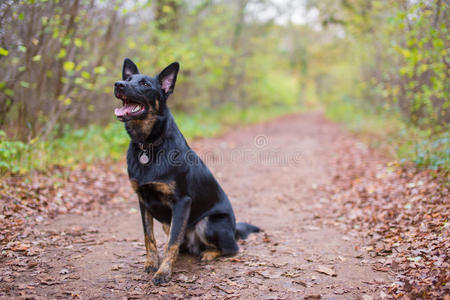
0 104 301 175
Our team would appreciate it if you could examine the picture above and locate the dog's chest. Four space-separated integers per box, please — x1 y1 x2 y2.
131 180 175 223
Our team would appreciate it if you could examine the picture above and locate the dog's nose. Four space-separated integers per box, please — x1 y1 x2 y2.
114 81 126 90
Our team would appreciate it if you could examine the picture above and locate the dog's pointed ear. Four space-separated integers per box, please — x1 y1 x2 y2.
157 62 179 96
122 58 139 80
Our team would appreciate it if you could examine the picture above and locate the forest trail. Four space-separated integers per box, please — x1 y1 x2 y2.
1 113 392 299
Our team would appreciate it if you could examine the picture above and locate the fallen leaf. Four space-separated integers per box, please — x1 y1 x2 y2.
111 265 121 271
334 288 346 295
304 294 321 299
214 284 234 294
294 280 308 287
315 265 337 277
38 275 57 285
258 270 283 279
282 270 302 278
176 274 197 283
11 243 31 251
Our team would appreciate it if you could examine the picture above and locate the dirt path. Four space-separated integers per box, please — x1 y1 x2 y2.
1 113 392 299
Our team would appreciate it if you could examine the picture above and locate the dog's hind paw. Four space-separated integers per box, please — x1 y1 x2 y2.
200 249 221 262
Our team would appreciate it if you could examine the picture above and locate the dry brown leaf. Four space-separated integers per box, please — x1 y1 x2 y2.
315 265 337 277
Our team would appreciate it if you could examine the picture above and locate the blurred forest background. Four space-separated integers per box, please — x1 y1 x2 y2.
0 0 448 174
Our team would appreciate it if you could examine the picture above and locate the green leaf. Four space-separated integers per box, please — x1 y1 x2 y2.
81 71 90 79
74 38 83 47
58 48 67 59
0 48 8 56
32 55 41 62
4 89 14 97
63 61 75 72
41 16 48 25
94 66 106 74
20 81 30 88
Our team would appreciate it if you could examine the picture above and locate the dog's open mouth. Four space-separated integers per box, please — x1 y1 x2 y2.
114 94 145 119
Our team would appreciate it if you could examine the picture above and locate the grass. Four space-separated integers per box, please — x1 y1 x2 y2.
324 99 449 173
0 103 301 175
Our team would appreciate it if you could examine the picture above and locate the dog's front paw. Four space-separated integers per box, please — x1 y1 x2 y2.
152 269 171 285
144 259 159 273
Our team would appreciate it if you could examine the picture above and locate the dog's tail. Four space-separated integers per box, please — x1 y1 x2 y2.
235 222 261 240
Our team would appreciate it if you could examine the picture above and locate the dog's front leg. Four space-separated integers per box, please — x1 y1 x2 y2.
152 195 191 285
139 202 159 273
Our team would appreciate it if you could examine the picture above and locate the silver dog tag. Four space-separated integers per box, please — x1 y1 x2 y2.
138 151 150 165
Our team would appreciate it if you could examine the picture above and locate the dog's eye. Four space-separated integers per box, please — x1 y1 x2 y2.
140 81 149 87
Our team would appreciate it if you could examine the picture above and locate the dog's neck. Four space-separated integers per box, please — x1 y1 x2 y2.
125 113 168 145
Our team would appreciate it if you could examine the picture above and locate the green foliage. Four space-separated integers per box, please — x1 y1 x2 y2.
0 104 300 175
299 0 449 171
0 124 128 175
408 131 449 171
0 0 446 173
380 1 449 127
0 130 30 173
0 0 299 142
325 100 449 173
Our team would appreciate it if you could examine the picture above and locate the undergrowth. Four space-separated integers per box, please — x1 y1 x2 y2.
324 100 449 174
0 104 300 175
2 98 447 176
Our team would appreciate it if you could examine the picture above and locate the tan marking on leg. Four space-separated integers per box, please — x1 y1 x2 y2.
130 179 139 192
200 249 222 262
162 223 170 236
155 99 159 111
143 209 159 272
144 234 159 272
152 206 188 284
152 195 190 285
137 193 147 212
152 244 179 284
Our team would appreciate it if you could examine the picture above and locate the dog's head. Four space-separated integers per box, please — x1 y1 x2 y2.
114 58 179 122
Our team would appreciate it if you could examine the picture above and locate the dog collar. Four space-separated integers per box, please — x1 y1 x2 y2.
137 136 163 166
138 136 163 150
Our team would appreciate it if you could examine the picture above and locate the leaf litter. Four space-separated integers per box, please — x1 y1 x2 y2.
321 138 449 299
0 113 448 299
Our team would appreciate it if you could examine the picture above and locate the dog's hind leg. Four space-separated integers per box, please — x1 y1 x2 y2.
152 195 192 285
139 201 159 273
200 249 222 261
162 223 170 236
200 215 239 261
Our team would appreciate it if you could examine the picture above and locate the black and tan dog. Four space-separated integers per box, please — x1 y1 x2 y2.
113 58 260 285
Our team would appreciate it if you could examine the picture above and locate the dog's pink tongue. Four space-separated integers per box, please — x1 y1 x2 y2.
114 104 132 117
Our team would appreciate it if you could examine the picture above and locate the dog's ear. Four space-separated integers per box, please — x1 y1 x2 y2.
157 62 179 96
122 58 139 80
